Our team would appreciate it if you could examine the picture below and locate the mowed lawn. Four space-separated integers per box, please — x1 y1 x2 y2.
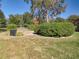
0 32 79 59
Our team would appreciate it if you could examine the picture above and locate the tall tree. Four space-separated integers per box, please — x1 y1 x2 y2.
68 15 79 24
0 10 5 19
23 12 32 24
0 10 6 28
68 15 79 31
24 0 66 23
9 15 21 26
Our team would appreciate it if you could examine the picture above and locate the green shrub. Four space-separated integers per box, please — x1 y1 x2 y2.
0 28 6 32
35 22 75 37
23 24 28 27
55 17 65 22
27 24 37 30
7 24 17 30
0 18 6 28
76 24 79 31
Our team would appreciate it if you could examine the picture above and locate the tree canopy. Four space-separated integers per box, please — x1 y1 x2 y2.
68 15 79 22
24 0 66 22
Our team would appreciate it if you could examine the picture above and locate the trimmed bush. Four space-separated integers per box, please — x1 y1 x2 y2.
35 22 75 37
7 24 17 36
7 24 17 30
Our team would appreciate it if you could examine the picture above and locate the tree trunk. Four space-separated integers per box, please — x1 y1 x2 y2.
46 14 49 23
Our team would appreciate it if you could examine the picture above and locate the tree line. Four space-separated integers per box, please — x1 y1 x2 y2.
0 0 79 32
0 9 79 31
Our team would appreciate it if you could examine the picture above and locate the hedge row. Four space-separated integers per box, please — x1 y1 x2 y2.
35 22 75 37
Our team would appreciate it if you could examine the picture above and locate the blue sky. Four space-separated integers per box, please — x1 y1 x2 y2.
1 0 79 19
60 0 79 18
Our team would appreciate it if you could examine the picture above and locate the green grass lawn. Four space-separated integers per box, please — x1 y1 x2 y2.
0 32 79 59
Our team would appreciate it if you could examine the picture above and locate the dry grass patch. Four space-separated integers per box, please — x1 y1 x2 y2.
0 32 79 59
